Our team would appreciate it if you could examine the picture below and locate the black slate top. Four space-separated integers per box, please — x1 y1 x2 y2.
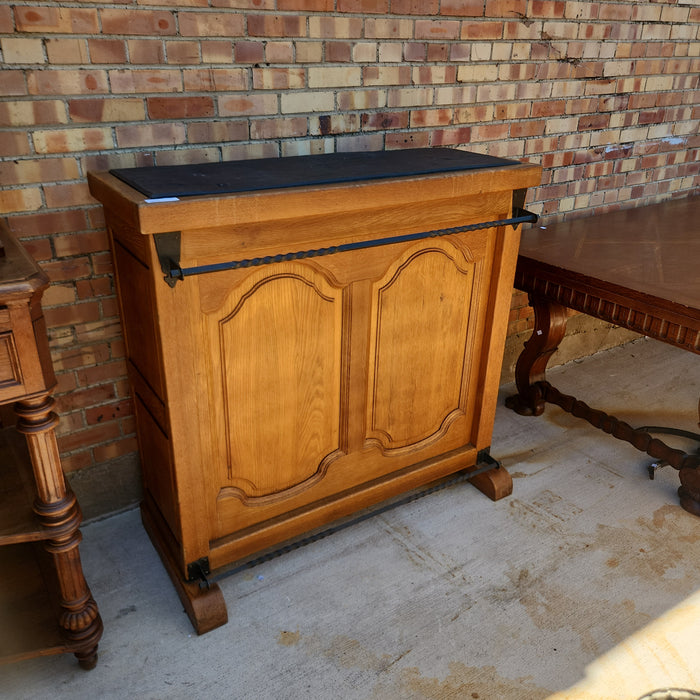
110 148 519 199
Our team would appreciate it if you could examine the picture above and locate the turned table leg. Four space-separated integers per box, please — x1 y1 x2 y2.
679 398 700 516
15 394 103 669
505 295 568 416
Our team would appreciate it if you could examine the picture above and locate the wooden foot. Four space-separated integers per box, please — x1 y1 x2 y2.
75 646 99 670
679 467 700 517
468 466 513 501
506 295 568 417
140 504 228 635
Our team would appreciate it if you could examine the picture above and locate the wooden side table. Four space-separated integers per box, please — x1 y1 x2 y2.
0 222 102 669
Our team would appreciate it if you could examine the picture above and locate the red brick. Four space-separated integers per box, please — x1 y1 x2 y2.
337 0 389 13
404 43 427 61
165 41 201 64
76 360 127 388
54 231 109 257
187 121 249 143
33 127 113 154
23 238 52 262
440 0 483 16
92 436 139 464
69 98 145 123
219 94 277 117
0 188 40 215
252 68 305 90
57 382 116 413
8 209 88 237
27 70 108 96
0 5 13 31
147 96 215 119
277 0 333 9
529 1 565 18
44 38 89 65
531 100 566 117
180 12 245 36
109 69 182 93
361 111 408 130
325 41 352 62
248 14 304 36
75 278 113 301
391 0 438 14
415 20 460 40
0 158 79 186
100 9 176 35
75 318 122 344
42 257 92 282
599 4 633 22
410 108 453 127
202 40 234 63
234 41 265 63
386 131 431 148
427 43 449 61
86 399 133 426
44 182 94 209
250 117 307 139
460 21 503 40
510 120 546 138
484 0 527 18
183 68 247 91
115 123 185 148
0 100 66 127
58 422 122 455
0 72 27 97
429 127 471 146
0 132 31 157
88 39 127 64
127 40 166 64
61 451 94 474
45 301 101 329
15 6 98 33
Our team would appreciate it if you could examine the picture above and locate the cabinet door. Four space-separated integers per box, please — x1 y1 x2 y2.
197 261 349 527
364 236 485 455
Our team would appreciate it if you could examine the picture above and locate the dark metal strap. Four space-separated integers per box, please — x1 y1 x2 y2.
161 208 538 286
209 453 502 585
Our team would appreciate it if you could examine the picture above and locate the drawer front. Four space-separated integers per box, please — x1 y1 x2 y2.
0 309 25 403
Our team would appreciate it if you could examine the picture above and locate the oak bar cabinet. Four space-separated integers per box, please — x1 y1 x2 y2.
88 148 541 633
0 221 102 668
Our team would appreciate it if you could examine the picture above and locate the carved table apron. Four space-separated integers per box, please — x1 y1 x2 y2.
506 195 700 516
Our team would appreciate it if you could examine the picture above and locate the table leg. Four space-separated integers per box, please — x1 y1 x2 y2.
15 394 103 669
505 295 568 416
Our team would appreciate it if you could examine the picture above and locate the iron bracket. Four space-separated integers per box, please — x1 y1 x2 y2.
153 231 183 288
187 557 211 589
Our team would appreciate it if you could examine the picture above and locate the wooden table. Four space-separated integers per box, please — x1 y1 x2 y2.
506 195 700 516
0 222 102 668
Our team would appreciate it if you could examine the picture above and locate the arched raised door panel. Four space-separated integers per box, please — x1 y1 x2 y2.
366 239 481 453
201 262 347 506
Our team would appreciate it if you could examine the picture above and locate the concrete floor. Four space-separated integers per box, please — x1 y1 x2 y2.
4 337 700 700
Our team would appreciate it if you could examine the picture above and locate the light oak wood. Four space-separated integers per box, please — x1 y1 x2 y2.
89 150 541 633
0 222 102 669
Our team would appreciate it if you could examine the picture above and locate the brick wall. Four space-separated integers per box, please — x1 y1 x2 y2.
1 1 699 514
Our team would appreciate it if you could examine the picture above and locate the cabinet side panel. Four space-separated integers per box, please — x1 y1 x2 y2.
112 240 165 400
133 393 180 541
